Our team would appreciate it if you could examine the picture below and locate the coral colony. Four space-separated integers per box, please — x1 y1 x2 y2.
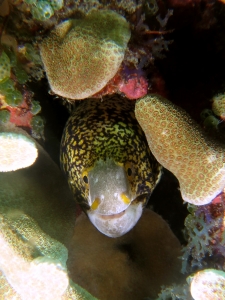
1 0 225 299
135 94 225 206
40 10 131 99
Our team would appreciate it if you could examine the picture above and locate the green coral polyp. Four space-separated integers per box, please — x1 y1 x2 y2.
0 78 14 93
31 100 41 115
203 115 220 130
49 0 63 11
24 0 37 4
0 51 11 83
31 1 54 21
0 110 10 124
14 65 29 84
27 0 64 21
31 115 45 138
0 79 23 107
6 90 23 107
24 43 42 65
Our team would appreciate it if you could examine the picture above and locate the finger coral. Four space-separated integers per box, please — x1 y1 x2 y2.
0 124 38 172
0 212 96 300
40 9 131 99
189 269 225 300
0 140 96 299
135 94 225 205
0 216 69 299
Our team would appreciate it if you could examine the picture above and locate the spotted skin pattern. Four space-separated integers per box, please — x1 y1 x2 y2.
60 96 161 211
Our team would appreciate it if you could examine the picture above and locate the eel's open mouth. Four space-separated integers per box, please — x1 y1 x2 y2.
98 210 126 220
87 202 143 238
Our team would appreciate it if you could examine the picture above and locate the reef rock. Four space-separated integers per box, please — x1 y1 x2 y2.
68 209 182 300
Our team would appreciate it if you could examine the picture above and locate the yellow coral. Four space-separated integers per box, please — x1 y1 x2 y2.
40 10 131 99
135 94 225 205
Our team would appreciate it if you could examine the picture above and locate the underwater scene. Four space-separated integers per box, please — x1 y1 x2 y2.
1 0 225 299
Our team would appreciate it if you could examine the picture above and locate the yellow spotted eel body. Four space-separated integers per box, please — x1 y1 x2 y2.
60 96 161 237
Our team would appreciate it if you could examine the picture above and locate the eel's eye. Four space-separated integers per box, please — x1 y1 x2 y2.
82 170 89 184
83 175 88 184
125 162 133 178
127 167 132 176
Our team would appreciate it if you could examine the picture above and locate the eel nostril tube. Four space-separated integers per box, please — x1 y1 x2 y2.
91 198 101 210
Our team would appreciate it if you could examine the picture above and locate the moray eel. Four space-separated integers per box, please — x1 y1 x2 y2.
60 96 161 237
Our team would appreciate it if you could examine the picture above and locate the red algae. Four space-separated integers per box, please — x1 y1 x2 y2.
118 74 148 99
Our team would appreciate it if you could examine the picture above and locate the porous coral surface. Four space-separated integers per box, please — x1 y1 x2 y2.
135 94 225 205
0 140 96 299
40 9 131 99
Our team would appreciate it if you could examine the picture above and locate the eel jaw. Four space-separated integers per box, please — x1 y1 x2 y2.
87 201 143 238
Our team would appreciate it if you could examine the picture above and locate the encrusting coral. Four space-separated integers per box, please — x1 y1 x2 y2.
40 9 131 99
0 123 38 172
188 268 225 300
135 94 225 205
0 138 96 299
68 209 182 300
